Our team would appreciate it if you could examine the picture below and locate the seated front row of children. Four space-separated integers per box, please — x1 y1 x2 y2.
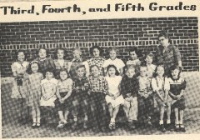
25 61 186 133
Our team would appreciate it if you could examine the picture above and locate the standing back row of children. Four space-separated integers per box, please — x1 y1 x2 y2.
11 32 186 133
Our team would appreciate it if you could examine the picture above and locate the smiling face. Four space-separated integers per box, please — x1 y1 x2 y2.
93 48 100 58
46 71 53 80
129 51 138 60
109 50 117 60
77 67 85 78
60 71 68 81
145 55 153 65
140 66 147 77
171 68 180 79
31 63 39 73
57 49 65 59
126 68 135 78
156 66 164 77
108 67 116 77
91 66 100 77
73 49 81 59
38 49 47 59
17 52 25 62
158 36 169 47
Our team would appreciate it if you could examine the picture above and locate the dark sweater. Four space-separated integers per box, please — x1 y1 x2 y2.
120 75 139 98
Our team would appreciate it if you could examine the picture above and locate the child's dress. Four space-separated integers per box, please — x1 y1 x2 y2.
103 58 125 74
11 61 29 99
151 76 171 107
166 77 186 110
54 78 73 111
105 76 124 107
40 78 58 107
27 72 43 107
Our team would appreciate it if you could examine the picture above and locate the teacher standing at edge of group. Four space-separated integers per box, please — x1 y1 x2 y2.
155 31 182 76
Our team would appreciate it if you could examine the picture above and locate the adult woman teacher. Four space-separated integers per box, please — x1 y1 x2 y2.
84 46 105 76
155 32 182 76
11 50 29 123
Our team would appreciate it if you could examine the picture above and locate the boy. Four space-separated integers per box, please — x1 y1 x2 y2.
71 65 90 130
120 66 139 130
145 52 156 79
137 65 154 126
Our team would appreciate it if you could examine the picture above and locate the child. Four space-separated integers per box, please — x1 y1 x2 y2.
137 65 154 126
54 69 73 129
40 69 58 124
11 50 29 123
68 48 85 80
103 47 125 75
167 65 186 132
151 65 172 132
89 65 109 132
54 48 69 79
27 61 43 127
71 65 90 130
120 66 139 130
145 52 156 79
105 65 124 130
126 47 141 75
34 48 55 75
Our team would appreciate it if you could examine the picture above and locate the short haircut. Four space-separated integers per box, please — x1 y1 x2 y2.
45 68 55 77
109 47 118 53
76 64 86 71
146 52 154 59
90 45 103 56
90 65 100 72
37 47 50 57
158 31 171 43
59 68 69 77
124 65 135 72
129 47 138 55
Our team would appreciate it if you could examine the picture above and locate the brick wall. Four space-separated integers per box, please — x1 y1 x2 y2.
0 17 199 77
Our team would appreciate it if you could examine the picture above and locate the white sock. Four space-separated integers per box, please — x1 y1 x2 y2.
111 118 115 123
159 120 164 125
167 119 171 124
175 120 180 125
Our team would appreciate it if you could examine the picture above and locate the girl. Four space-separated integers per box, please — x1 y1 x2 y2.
54 48 69 79
40 69 58 124
126 47 141 75
54 69 73 129
85 46 105 76
11 50 29 123
103 47 125 75
27 61 43 127
89 65 109 132
151 65 172 132
145 52 156 79
167 65 186 132
105 65 124 130
71 65 90 130
34 48 55 75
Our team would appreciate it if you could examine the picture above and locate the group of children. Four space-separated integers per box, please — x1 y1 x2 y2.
11 46 187 133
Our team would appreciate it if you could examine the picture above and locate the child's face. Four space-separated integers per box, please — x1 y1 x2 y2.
159 36 169 47
18 52 25 62
156 66 164 77
93 48 100 58
31 63 39 73
73 50 81 59
39 49 47 59
46 72 53 80
91 66 99 77
77 67 85 78
145 55 153 65
109 50 117 60
140 67 147 77
126 68 135 78
60 71 68 80
171 69 179 79
129 51 138 60
108 67 116 77
57 49 64 59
